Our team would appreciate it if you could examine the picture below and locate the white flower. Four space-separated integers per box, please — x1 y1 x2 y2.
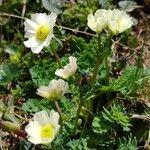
107 9 133 35
87 9 108 33
87 9 133 35
24 12 57 53
55 56 77 79
25 110 60 144
37 79 68 100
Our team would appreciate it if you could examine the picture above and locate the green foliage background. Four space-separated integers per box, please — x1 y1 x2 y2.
0 0 150 150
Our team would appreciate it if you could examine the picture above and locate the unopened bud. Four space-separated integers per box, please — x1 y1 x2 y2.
2 121 21 131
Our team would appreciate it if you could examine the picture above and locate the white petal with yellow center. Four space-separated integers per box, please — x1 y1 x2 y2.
36 25 50 42
25 110 60 145
40 124 54 139
24 12 57 53
37 79 68 100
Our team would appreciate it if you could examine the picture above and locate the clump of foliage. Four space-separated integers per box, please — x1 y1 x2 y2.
0 0 150 150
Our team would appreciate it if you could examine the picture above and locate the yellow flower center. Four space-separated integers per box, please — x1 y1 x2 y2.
40 124 54 139
36 25 50 41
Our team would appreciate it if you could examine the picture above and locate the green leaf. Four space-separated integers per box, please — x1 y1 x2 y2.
72 36 98 71
99 0 114 9
118 1 137 12
67 138 90 150
113 66 147 97
22 99 52 112
117 134 137 150
92 115 112 134
0 64 20 86
42 0 64 14
102 103 131 131
30 58 57 86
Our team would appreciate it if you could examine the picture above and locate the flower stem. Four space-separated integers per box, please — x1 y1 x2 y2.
104 55 109 85
74 83 84 134
90 33 102 86
104 32 112 85
90 58 101 86
73 98 83 134
51 49 63 68
54 100 63 128
89 34 102 113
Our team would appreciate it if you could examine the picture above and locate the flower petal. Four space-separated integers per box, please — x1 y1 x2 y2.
55 56 77 79
48 79 57 88
87 13 97 32
25 121 41 138
54 124 60 134
28 137 42 145
49 110 60 126
69 56 77 71
24 19 38 31
24 36 40 48
25 109 60 145
34 110 51 125
24 13 57 53
31 13 57 26
24 31 35 39
37 86 51 98
55 69 68 79
57 79 68 94
31 13 48 25
43 34 53 47
107 9 133 35
47 12 57 26
41 137 54 144
31 44 44 54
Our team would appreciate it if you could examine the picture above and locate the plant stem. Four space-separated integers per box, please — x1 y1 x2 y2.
89 34 102 112
105 32 113 85
51 49 63 68
74 84 84 134
90 33 102 86
73 98 83 134
77 117 88 147
54 100 63 128
104 55 109 85
0 13 96 37
90 58 101 85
